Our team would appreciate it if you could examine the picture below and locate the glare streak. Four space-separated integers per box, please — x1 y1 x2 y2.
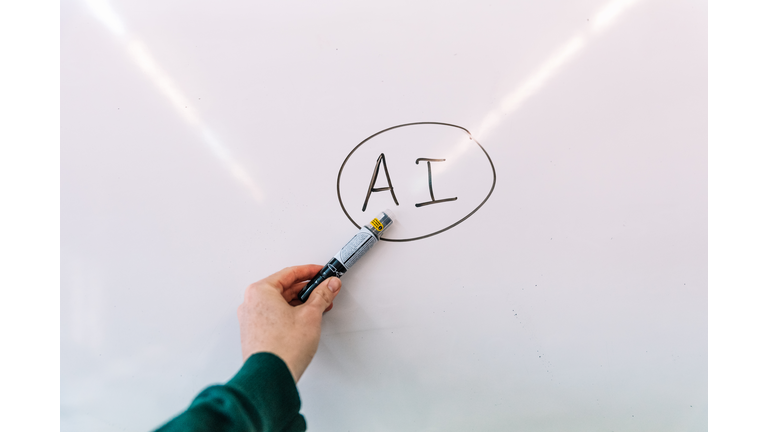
474 0 644 141
591 0 641 33
434 0 643 176
82 0 263 202
476 35 586 139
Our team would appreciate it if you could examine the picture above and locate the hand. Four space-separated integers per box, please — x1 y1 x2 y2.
237 265 342 382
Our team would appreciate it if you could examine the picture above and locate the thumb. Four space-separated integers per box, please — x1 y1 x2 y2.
304 277 341 314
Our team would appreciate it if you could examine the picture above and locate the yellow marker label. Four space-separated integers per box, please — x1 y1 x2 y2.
370 218 384 231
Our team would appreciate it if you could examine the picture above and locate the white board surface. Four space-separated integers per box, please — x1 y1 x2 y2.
61 0 707 430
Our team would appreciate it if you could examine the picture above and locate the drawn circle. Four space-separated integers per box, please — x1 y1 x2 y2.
337 122 496 242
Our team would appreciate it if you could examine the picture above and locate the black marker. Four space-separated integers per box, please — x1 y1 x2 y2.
298 210 395 302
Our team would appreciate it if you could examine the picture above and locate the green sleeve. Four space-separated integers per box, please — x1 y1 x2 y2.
155 352 306 432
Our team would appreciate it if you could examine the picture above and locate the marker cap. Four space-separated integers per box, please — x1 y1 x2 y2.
378 209 395 229
365 210 394 239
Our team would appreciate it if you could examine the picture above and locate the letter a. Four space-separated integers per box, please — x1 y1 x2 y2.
362 153 399 212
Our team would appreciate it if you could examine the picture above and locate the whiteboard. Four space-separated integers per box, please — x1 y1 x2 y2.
61 0 707 430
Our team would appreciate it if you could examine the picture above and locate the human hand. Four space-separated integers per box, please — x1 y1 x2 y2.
237 265 342 382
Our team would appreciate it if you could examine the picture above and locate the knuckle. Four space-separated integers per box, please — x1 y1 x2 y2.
283 266 298 278
244 282 260 302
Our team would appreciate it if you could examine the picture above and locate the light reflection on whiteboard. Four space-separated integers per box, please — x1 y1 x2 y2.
437 0 644 176
81 0 264 203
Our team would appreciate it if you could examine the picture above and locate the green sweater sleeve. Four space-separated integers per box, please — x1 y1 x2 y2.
155 352 306 432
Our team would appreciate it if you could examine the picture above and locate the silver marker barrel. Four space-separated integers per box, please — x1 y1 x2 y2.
298 210 395 302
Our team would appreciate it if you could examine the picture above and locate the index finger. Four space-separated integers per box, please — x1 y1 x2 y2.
264 264 323 291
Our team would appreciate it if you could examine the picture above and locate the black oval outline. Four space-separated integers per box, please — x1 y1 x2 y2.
337 122 496 242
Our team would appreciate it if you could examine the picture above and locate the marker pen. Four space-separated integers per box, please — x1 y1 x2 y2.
298 210 394 302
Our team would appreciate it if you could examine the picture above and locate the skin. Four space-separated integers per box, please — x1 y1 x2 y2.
237 265 341 383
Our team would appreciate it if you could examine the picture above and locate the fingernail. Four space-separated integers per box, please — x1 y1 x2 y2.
328 277 341 293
